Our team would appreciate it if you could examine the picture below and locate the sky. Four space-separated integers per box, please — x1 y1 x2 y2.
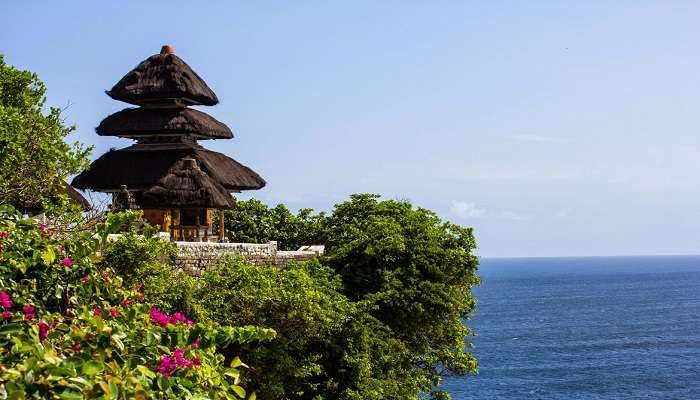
2 1 699 257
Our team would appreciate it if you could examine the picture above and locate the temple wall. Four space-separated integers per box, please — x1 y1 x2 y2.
173 241 324 276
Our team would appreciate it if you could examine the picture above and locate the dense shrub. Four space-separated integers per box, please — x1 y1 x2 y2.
0 206 273 399
98 232 196 317
189 258 419 400
222 200 325 250
223 195 480 399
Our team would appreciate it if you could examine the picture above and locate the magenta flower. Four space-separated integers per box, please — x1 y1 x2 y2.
81 275 90 283
150 308 170 327
37 223 48 234
149 308 194 328
2 311 11 319
22 305 36 319
37 320 50 342
62 257 74 267
109 308 119 317
191 338 200 349
0 231 8 238
156 355 177 376
173 347 194 368
92 307 102 316
0 291 12 309
71 342 81 351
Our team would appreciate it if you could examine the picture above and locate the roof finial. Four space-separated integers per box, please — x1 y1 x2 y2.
160 45 174 55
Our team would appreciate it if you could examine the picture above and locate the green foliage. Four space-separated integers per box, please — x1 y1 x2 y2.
222 200 325 250
0 55 92 212
190 259 419 400
0 206 271 399
98 231 195 316
222 195 480 399
323 194 480 398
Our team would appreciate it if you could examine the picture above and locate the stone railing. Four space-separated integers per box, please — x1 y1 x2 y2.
173 241 324 276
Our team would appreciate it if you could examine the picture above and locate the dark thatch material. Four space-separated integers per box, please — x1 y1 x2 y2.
106 49 219 107
71 144 266 193
138 158 235 209
14 183 90 214
96 107 233 139
64 184 91 210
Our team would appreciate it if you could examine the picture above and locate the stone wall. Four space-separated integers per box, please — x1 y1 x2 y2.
173 241 324 276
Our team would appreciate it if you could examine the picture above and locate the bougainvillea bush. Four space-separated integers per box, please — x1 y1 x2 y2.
0 205 274 399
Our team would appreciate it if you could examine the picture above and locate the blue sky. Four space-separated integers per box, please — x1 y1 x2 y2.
2 1 699 257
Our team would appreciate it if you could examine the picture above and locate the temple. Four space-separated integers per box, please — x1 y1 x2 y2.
72 45 265 241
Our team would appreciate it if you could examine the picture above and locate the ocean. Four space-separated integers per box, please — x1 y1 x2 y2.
443 256 700 400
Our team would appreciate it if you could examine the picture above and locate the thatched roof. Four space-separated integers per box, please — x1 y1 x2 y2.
64 184 91 210
13 183 90 214
71 143 266 193
138 158 235 209
96 107 233 139
106 46 219 107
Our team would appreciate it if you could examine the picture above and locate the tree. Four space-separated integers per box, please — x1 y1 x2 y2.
222 195 481 399
223 199 325 250
0 55 91 211
321 194 480 399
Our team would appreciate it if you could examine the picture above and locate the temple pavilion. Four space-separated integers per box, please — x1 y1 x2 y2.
72 45 265 241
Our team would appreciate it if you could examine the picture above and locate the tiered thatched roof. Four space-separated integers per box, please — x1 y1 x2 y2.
106 46 218 106
138 158 236 209
96 107 233 139
72 143 265 193
72 45 264 210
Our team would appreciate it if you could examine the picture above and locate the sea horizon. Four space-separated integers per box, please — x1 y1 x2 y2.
447 255 700 399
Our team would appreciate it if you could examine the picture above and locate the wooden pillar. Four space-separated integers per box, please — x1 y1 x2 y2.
172 209 181 241
195 212 200 241
219 211 225 242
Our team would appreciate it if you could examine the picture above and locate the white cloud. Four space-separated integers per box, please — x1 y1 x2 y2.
500 211 526 221
449 200 485 218
512 134 569 144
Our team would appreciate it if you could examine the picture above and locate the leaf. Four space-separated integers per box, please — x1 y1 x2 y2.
136 365 156 379
229 356 246 368
248 393 256 400
108 381 119 399
0 323 22 336
58 389 83 400
81 360 104 376
111 334 125 351
41 247 56 265
231 385 246 398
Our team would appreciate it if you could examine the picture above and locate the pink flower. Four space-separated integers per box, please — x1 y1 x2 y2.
156 355 177 376
172 312 187 322
191 338 200 349
71 343 81 351
81 275 90 283
121 298 133 307
62 257 74 267
37 223 48 234
109 308 119 317
22 305 36 319
37 320 50 342
92 307 102 316
0 231 8 238
192 356 201 366
173 347 194 368
2 311 11 319
150 308 171 327
0 291 12 309
138 294 145 302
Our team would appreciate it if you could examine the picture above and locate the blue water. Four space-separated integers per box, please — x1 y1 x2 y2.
444 256 700 399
